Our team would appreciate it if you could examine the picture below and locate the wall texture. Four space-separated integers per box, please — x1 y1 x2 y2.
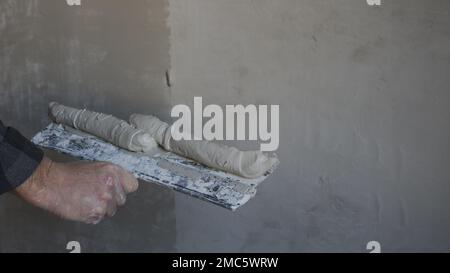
0 0 450 252
169 0 450 252
0 0 175 252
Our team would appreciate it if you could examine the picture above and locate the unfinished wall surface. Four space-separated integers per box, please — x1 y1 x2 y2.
169 0 450 252
1 0 450 253
0 0 175 252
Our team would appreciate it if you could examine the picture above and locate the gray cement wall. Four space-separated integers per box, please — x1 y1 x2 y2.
0 0 176 252
0 0 449 252
169 0 450 252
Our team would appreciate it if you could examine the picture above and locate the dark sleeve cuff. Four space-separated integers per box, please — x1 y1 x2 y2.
0 126 44 194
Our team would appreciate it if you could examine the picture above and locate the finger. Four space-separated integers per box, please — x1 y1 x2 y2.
103 171 126 206
86 206 106 225
116 168 139 193
113 179 127 206
100 180 119 217
85 214 103 225
105 200 117 217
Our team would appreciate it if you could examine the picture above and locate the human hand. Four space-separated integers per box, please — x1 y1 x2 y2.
15 157 139 224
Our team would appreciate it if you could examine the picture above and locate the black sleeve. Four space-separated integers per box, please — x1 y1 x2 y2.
0 120 44 194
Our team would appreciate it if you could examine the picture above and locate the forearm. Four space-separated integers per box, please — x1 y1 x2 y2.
14 157 55 209
0 120 44 194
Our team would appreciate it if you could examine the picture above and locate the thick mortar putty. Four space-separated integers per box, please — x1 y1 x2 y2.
49 102 157 152
48 102 277 178
130 114 279 178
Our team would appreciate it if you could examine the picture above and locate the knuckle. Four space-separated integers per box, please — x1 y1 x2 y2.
133 181 139 191
97 208 106 216
101 192 113 201
94 204 107 215
127 179 139 192
118 195 127 206
104 164 121 173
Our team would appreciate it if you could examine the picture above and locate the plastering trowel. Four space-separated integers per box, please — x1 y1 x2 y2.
32 123 278 210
